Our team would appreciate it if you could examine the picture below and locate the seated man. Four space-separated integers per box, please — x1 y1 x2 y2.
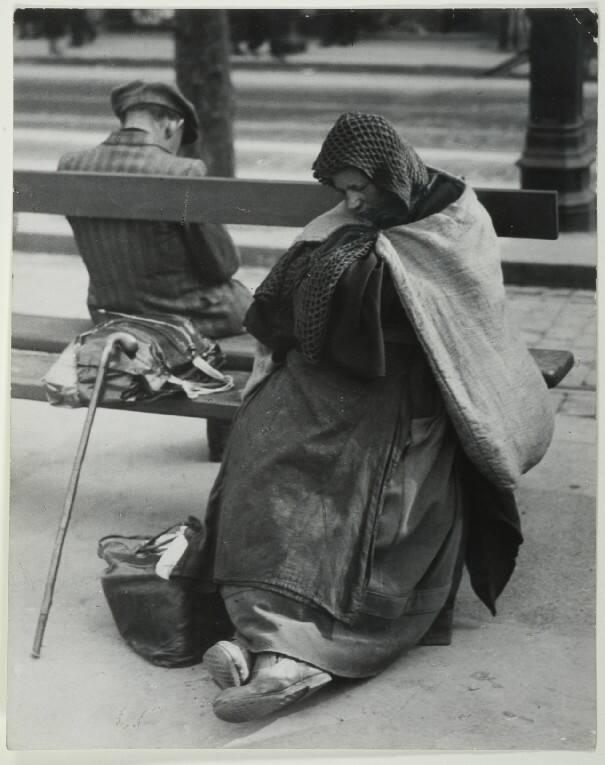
58 79 252 339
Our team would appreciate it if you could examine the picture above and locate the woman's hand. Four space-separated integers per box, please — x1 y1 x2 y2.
374 233 398 261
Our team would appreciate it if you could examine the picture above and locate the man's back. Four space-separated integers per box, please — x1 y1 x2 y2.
59 129 252 338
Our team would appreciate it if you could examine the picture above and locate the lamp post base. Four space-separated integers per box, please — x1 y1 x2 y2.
519 9 596 232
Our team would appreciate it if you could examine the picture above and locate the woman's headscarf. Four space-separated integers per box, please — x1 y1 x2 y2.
312 112 429 212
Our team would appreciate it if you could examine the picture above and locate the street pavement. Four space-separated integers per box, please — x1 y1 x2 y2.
11 58 599 284
6 27 599 756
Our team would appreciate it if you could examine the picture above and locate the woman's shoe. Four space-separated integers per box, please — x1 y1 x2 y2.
213 652 332 723
203 640 252 689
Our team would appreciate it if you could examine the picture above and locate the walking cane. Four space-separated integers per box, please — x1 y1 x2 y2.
31 331 139 658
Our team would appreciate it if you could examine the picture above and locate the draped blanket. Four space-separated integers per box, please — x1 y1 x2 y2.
298 178 555 490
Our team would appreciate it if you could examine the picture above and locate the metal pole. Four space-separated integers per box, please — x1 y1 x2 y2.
518 9 596 231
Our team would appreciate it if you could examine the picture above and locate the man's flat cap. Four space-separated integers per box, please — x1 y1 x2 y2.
111 80 199 145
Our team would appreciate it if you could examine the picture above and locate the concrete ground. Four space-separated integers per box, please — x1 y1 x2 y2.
6 377 596 751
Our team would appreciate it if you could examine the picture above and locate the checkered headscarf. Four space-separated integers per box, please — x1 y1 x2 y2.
312 112 429 211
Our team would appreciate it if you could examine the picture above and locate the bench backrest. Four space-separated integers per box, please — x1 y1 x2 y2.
13 170 558 239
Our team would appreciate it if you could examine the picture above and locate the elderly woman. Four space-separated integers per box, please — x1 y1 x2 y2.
181 113 554 723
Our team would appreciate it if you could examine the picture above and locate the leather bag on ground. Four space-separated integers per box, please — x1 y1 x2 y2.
98 518 232 668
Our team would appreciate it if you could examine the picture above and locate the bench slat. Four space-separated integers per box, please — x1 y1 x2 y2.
11 327 574 410
528 348 575 388
14 171 558 239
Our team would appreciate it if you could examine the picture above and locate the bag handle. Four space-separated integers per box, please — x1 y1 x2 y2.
98 516 202 554
98 523 183 554
167 374 234 398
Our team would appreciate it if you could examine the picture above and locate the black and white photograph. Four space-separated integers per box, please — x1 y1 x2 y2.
6 2 599 756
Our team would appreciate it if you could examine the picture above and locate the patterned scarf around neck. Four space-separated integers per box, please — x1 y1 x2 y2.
253 224 377 364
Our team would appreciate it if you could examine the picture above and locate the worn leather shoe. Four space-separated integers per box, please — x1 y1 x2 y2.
213 652 332 722
203 640 252 689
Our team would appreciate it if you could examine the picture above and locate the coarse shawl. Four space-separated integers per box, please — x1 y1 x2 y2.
296 175 555 491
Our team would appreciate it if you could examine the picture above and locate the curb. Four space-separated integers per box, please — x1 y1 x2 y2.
14 232 596 291
13 54 519 80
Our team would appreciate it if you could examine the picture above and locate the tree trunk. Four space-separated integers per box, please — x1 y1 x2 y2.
174 10 235 177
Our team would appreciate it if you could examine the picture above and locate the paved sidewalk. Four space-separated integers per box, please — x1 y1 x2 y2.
504 286 596 405
14 29 526 77
6 387 596 749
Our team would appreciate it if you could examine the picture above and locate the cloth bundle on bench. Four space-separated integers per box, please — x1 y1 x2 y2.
43 311 233 407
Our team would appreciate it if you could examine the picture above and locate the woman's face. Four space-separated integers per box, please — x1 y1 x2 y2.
331 167 391 222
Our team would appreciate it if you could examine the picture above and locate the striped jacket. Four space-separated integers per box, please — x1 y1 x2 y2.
58 129 252 338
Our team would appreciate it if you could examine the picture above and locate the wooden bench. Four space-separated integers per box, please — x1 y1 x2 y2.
12 170 574 426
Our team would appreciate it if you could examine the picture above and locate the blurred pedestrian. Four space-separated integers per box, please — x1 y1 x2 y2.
318 9 358 46
267 11 307 61
14 8 44 39
131 10 174 28
227 10 306 61
68 9 97 48
41 8 69 56
228 11 260 55
498 9 529 52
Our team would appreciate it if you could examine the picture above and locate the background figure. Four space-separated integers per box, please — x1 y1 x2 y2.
14 8 44 39
498 9 530 52
227 10 306 60
67 9 97 48
41 8 70 56
228 10 262 55
266 10 306 59
318 9 359 46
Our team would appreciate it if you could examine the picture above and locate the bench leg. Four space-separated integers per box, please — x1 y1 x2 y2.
418 603 455 646
206 418 232 462
418 550 464 645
